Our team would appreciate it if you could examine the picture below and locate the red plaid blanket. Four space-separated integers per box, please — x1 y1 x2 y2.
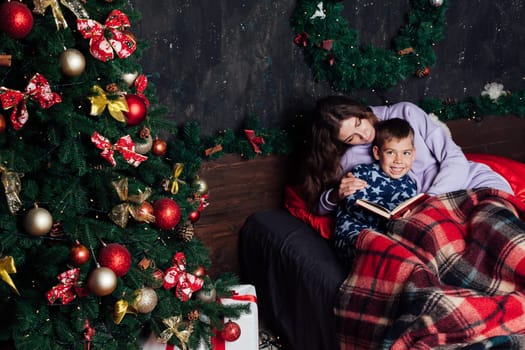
335 188 525 349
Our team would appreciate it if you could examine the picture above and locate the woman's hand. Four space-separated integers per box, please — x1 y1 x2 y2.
335 173 367 201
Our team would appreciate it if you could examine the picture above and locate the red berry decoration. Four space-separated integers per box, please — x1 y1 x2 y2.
69 241 91 266
153 198 181 230
0 1 34 39
221 320 241 342
98 243 132 277
123 94 147 126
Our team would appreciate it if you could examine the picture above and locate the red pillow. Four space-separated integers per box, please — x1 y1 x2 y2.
466 153 525 203
284 185 334 239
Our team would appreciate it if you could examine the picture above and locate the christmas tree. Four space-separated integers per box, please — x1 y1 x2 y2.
0 1 246 349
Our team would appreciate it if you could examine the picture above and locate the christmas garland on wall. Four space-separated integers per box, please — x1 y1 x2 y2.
290 0 525 121
291 0 448 91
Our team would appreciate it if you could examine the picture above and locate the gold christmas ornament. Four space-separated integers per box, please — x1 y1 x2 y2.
195 286 216 303
59 48 86 77
88 266 117 296
134 287 158 313
23 206 53 236
192 177 208 195
122 71 139 86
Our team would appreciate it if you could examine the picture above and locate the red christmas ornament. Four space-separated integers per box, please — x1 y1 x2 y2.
0 114 6 133
150 268 165 289
192 265 206 278
221 320 241 342
188 210 200 223
152 138 167 156
416 67 431 78
136 201 154 222
123 94 147 126
153 198 181 230
98 243 131 277
0 2 33 39
69 241 91 266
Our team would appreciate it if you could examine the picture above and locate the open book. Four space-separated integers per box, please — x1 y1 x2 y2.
356 193 430 220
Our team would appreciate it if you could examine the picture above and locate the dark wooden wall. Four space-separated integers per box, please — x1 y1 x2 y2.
131 0 524 135
194 115 525 278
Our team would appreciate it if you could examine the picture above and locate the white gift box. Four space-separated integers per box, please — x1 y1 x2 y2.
142 284 258 350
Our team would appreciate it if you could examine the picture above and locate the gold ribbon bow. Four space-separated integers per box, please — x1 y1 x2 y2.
109 178 153 228
157 316 193 349
0 256 20 295
33 0 89 30
0 166 24 215
112 299 138 324
88 85 128 123
169 163 185 195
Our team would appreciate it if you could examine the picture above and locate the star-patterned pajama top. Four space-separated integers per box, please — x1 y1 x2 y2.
334 162 416 264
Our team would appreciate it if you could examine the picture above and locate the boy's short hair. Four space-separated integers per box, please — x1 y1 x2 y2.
373 118 414 149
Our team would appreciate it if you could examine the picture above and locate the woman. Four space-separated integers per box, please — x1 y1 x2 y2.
301 95 513 215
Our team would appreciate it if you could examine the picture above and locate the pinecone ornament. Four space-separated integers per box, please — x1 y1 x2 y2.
187 310 200 321
178 221 194 242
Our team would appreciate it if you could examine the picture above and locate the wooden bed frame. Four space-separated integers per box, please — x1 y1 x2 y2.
194 115 525 278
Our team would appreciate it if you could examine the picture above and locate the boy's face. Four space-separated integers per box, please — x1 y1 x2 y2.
372 137 415 179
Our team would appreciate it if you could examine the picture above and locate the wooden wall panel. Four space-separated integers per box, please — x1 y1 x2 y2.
195 115 525 278
194 154 288 278
447 115 525 162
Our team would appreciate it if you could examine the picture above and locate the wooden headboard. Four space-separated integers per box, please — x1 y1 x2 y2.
194 115 525 278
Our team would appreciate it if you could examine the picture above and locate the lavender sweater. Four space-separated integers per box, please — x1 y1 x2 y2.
318 102 513 215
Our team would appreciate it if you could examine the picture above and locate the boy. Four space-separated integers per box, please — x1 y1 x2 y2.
334 118 417 264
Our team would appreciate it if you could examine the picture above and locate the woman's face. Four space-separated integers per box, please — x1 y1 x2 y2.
337 116 375 145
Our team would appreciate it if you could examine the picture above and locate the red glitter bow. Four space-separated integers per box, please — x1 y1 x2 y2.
91 131 148 167
133 74 150 107
163 252 204 301
244 129 265 154
0 73 62 130
77 10 137 62
46 268 88 304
